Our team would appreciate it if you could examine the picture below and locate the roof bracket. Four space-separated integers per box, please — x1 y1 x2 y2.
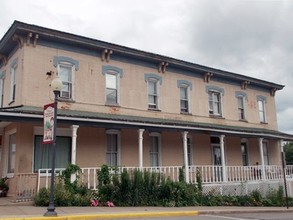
12 34 24 48
241 81 250 90
26 32 33 46
158 61 168 73
270 88 277 97
203 72 213 83
33 34 39 47
101 49 113 62
0 54 7 66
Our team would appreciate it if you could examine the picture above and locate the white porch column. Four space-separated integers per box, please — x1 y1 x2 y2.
71 125 79 165
258 137 266 180
182 131 189 183
138 129 144 170
71 125 79 183
220 135 227 182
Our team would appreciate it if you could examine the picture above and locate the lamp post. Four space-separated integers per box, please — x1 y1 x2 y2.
44 77 63 217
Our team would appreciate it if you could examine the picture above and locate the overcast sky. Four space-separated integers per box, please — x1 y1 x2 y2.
1 0 292 134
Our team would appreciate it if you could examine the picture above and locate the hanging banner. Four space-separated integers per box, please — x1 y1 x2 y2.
43 103 55 144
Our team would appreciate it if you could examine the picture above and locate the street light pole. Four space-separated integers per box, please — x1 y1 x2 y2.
44 77 62 217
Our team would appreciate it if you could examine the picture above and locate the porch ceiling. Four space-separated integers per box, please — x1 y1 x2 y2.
0 105 293 141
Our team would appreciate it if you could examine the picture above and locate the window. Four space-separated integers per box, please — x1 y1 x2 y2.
177 80 192 113
0 75 4 107
10 60 17 103
241 142 248 166
106 73 118 104
150 133 161 167
263 141 269 165
257 96 266 123
102 66 123 105
53 56 79 100
106 131 120 166
145 74 162 110
209 91 222 116
8 133 16 173
58 63 74 99
206 86 224 117
235 92 247 120
34 136 71 172
148 79 159 109
187 137 193 166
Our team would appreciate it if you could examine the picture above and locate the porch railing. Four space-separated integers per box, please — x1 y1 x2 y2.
36 165 293 192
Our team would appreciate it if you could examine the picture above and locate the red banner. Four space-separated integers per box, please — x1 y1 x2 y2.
43 103 55 144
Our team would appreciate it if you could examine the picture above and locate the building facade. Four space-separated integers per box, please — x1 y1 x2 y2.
0 21 293 200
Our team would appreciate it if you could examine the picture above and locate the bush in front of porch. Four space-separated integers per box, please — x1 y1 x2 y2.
33 164 293 207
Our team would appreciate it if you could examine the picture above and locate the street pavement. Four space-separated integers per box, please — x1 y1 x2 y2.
0 197 292 220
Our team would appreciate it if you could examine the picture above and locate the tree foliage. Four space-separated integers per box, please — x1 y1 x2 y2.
284 142 293 165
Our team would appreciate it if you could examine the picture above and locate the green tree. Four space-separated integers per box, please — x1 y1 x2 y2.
284 142 293 165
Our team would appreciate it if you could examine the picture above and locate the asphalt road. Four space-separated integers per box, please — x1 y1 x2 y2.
107 211 293 220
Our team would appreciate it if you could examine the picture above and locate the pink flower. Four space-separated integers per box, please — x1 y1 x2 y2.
90 199 99 207
106 201 115 207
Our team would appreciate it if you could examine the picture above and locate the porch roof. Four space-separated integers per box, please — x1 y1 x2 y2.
1 105 293 141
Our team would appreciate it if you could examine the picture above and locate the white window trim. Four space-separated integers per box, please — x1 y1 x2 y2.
258 99 267 123
57 62 75 100
147 79 160 110
187 135 193 166
10 64 17 103
240 139 249 166
106 129 121 166
149 132 161 166
4 128 17 177
179 85 191 113
237 96 246 120
209 90 223 117
105 71 120 105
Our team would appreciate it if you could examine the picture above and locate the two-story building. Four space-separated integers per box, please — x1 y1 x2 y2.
0 21 293 201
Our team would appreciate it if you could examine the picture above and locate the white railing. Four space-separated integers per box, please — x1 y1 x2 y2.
37 165 293 192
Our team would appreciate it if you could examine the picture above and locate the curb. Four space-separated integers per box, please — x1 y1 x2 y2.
0 211 199 220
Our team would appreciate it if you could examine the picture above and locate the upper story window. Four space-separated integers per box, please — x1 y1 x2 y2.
102 66 123 106
0 71 5 107
257 95 267 123
145 74 162 110
10 58 18 104
206 86 224 117
177 80 192 114
53 56 79 101
235 91 247 121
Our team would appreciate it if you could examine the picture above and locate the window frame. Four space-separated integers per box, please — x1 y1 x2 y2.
235 92 247 121
262 141 269 165
206 86 224 117
102 66 123 106
149 132 161 167
147 78 159 110
57 62 75 100
187 136 193 166
241 141 249 166
9 59 18 104
257 95 267 123
105 72 119 105
0 71 5 107
106 130 121 166
177 80 192 114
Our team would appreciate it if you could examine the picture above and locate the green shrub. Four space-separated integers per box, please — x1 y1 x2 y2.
34 187 49 206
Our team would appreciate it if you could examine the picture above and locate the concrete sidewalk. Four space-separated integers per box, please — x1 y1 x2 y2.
0 197 292 220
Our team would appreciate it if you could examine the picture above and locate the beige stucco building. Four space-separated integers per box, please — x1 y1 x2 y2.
0 21 293 200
